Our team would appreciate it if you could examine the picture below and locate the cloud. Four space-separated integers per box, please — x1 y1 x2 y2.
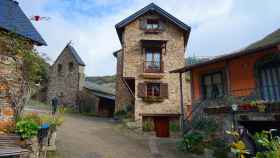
18 0 280 76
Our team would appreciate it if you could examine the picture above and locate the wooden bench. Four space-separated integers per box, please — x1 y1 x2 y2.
0 135 29 157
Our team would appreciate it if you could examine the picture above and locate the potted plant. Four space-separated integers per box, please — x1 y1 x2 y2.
251 100 266 112
16 117 40 140
40 114 64 151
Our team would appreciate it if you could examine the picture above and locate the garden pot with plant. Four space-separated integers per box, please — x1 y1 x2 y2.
40 114 64 151
251 100 266 112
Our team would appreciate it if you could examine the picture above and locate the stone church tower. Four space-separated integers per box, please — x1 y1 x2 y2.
47 43 85 107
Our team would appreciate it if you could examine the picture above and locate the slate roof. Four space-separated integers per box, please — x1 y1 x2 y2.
0 0 47 45
115 3 191 44
66 44 86 66
171 28 280 73
84 81 115 100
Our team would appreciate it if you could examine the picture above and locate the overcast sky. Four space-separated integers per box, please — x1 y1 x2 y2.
19 0 280 76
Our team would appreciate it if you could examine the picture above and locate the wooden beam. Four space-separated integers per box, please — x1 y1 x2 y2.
179 73 185 133
121 77 135 98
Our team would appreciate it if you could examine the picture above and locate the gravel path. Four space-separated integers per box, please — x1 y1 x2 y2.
52 114 154 158
25 107 189 158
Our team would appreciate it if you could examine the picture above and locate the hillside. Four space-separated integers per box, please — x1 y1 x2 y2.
85 75 116 94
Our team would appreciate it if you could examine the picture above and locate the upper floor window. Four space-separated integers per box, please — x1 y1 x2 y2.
257 57 280 102
144 48 162 73
69 62 74 72
146 19 159 30
201 71 224 100
58 64 62 74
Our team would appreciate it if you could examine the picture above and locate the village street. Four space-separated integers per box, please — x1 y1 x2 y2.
25 107 187 158
50 114 189 158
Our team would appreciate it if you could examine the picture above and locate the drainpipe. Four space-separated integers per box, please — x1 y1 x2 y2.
179 73 185 135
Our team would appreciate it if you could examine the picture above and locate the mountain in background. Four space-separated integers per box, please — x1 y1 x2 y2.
85 75 116 94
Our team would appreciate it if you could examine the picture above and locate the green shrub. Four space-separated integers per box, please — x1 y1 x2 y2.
16 119 39 139
40 114 64 131
143 121 154 132
20 113 42 125
178 131 205 154
210 139 230 158
170 122 180 132
191 116 218 134
114 110 128 119
254 131 280 158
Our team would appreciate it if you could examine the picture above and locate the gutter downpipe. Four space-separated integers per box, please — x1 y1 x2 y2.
179 72 185 135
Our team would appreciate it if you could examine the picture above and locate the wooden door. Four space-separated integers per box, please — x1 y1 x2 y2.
154 117 170 137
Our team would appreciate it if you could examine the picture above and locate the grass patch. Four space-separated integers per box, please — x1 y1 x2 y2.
27 99 50 109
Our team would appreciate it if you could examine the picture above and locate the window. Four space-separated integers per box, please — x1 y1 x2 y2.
258 62 280 102
201 72 224 99
69 62 74 72
147 83 161 97
58 64 62 73
146 19 159 30
144 48 162 73
137 82 168 100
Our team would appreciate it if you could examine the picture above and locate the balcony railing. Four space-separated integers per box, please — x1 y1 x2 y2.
229 85 280 103
143 61 163 73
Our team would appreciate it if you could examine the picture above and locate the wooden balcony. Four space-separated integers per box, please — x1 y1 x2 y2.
192 85 280 116
141 61 164 79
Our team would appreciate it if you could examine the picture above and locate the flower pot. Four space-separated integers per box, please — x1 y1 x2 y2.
257 104 266 112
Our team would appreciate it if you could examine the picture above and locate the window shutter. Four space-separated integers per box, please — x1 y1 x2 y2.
158 20 165 31
139 19 147 30
137 82 146 98
160 60 164 73
160 83 168 99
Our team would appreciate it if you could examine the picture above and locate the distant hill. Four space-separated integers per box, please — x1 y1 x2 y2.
85 75 116 94
86 75 116 84
186 57 211 65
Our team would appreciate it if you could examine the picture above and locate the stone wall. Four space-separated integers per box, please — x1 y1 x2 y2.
47 48 85 107
116 13 191 123
115 50 135 111
0 40 25 130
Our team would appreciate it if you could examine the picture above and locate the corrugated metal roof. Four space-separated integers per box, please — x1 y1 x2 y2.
115 3 191 44
171 28 280 73
0 0 47 45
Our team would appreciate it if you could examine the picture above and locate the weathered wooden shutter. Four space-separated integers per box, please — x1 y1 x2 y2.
160 83 168 98
160 60 164 73
158 20 165 31
139 19 147 30
137 82 146 98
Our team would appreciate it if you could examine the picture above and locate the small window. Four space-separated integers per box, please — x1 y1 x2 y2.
69 62 74 72
147 83 161 97
146 19 159 30
201 71 224 99
58 64 62 73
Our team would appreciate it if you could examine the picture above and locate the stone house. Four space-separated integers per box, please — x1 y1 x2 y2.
0 0 47 129
47 43 85 107
114 3 191 137
172 28 280 136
